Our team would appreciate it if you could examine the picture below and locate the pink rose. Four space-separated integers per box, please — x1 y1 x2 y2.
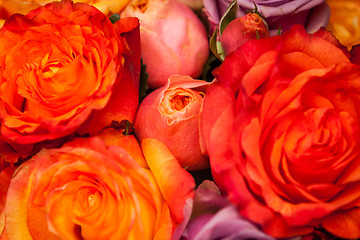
120 0 209 89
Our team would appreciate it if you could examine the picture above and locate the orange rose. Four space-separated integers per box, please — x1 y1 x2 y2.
2 132 195 239
134 75 210 171
0 1 140 147
201 25 360 238
326 0 360 49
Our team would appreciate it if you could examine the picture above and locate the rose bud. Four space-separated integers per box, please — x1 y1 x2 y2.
326 0 360 49
120 0 209 89
134 75 210 171
221 13 270 56
0 1 140 149
2 134 195 240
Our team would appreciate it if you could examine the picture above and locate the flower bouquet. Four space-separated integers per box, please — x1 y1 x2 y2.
1 0 360 239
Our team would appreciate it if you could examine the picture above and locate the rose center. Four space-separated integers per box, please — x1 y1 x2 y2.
42 61 64 78
169 94 191 111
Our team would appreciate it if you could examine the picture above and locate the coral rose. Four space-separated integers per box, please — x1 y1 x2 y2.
134 75 210 171
0 0 140 146
2 133 195 239
201 25 360 238
120 0 209 89
326 0 360 49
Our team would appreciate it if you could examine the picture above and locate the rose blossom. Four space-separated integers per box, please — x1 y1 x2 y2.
201 25 360 238
203 0 330 35
182 180 276 240
326 0 360 49
120 0 209 89
0 1 140 147
0 0 130 26
2 131 195 239
134 75 210 171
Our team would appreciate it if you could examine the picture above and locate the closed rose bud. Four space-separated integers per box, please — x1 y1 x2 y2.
134 75 210 171
221 13 270 56
120 0 209 89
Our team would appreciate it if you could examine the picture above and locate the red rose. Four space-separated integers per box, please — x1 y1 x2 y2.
202 25 360 238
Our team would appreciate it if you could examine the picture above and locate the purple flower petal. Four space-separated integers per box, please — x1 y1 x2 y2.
236 0 325 17
182 181 277 240
186 205 276 240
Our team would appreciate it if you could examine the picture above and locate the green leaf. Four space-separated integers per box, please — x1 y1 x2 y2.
209 27 223 61
109 13 120 24
139 59 149 101
209 0 238 61
219 0 238 35
255 29 260 39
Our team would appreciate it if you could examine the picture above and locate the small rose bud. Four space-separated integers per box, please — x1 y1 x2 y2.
134 75 210 171
221 13 270 56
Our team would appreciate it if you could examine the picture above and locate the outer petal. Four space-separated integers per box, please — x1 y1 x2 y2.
77 17 140 134
321 208 360 239
141 138 195 224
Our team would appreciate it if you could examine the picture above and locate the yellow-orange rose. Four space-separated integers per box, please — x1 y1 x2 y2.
0 0 140 147
326 0 360 49
0 0 130 26
2 133 195 239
